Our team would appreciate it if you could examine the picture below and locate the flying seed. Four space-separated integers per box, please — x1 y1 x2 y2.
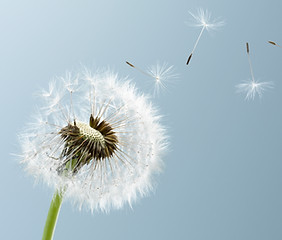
235 42 273 100
185 8 224 66
126 61 178 96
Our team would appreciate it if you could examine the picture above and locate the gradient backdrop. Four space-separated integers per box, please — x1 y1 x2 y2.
2 0 282 239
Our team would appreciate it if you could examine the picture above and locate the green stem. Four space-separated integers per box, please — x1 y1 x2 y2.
42 190 63 240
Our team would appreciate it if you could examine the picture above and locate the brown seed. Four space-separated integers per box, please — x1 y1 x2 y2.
186 53 193 65
246 42 249 54
126 61 135 68
268 41 276 45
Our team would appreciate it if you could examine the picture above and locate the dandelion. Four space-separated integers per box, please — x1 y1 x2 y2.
126 61 177 96
186 8 224 65
236 43 273 100
18 68 167 239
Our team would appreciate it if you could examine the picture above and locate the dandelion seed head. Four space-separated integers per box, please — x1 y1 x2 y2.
236 79 273 100
18 68 167 212
188 8 224 31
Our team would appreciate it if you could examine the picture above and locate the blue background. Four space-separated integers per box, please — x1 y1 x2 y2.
2 0 282 239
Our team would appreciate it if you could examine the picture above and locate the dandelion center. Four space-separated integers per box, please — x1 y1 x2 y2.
58 114 118 174
75 121 106 147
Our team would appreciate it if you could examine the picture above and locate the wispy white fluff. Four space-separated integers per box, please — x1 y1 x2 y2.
236 80 273 100
147 62 178 97
18 68 168 212
187 8 225 31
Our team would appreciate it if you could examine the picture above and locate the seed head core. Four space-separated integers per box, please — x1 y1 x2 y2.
58 114 118 174
75 121 105 147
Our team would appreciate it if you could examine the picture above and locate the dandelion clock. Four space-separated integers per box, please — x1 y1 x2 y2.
18 68 168 240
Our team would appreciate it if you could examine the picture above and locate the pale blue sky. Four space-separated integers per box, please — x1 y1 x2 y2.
1 0 282 239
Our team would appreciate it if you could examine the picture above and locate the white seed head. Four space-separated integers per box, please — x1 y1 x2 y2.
18 69 168 212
